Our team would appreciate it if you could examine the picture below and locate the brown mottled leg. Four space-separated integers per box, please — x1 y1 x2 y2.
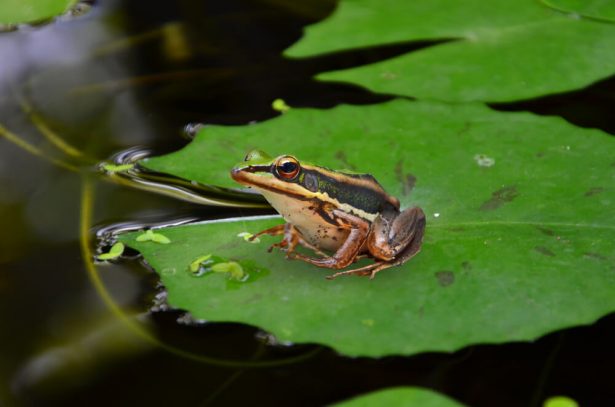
367 207 425 261
328 207 426 279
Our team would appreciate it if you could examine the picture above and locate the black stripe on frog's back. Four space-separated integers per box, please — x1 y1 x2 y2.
299 167 395 215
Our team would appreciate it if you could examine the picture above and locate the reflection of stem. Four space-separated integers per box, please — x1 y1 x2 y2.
69 68 233 95
92 27 164 57
200 343 268 406
529 333 564 407
0 121 78 172
19 96 92 161
80 176 321 368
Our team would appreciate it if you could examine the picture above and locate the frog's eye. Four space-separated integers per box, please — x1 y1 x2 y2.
275 156 300 180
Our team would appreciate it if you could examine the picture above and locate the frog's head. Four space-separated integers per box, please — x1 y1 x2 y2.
231 149 302 192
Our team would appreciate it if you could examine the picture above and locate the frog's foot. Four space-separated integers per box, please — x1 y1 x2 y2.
325 261 395 280
250 224 300 254
269 225 328 258
267 239 288 253
254 223 326 259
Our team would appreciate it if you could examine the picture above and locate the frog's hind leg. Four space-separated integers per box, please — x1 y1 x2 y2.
328 209 426 280
367 206 426 262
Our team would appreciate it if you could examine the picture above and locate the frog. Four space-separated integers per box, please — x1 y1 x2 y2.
230 150 425 279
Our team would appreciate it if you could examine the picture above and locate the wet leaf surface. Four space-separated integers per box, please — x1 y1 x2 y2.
285 0 615 102
121 101 615 357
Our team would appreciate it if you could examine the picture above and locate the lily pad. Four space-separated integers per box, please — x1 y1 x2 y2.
127 100 615 357
0 0 76 25
285 0 615 102
333 387 466 407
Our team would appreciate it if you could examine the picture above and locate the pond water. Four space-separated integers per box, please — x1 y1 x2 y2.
1 0 614 405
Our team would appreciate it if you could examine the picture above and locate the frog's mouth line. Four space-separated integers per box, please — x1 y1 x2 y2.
230 167 309 201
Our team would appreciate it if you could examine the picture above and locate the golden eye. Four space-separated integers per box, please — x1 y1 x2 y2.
275 156 300 180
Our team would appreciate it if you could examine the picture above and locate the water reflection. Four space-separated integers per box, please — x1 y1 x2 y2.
100 146 267 207
0 1 336 403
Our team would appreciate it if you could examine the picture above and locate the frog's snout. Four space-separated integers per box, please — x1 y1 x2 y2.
230 167 242 181
231 166 251 186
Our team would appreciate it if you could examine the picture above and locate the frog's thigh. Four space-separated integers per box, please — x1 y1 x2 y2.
368 207 426 261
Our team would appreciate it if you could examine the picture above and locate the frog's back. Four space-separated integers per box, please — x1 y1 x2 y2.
299 165 400 215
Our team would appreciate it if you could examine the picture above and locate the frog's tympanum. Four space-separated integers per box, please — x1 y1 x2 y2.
231 150 426 279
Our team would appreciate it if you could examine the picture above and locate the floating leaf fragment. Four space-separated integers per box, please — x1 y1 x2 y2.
272 98 291 113
101 163 135 173
237 232 260 244
211 261 247 281
189 254 212 273
97 242 125 260
135 229 171 244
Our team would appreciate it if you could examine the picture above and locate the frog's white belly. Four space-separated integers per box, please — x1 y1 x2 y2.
259 189 348 251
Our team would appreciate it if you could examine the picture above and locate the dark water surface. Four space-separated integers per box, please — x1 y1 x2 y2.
1 1 614 406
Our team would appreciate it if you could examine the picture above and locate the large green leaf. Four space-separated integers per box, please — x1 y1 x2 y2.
127 101 615 357
333 387 466 407
0 0 75 24
285 0 615 102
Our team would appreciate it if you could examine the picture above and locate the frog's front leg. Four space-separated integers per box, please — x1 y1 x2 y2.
288 209 369 269
249 224 287 252
252 223 326 257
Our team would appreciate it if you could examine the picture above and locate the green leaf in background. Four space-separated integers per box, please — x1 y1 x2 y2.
127 101 615 357
0 0 76 25
285 0 615 102
333 387 466 407
543 396 579 407
542 0 615 23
